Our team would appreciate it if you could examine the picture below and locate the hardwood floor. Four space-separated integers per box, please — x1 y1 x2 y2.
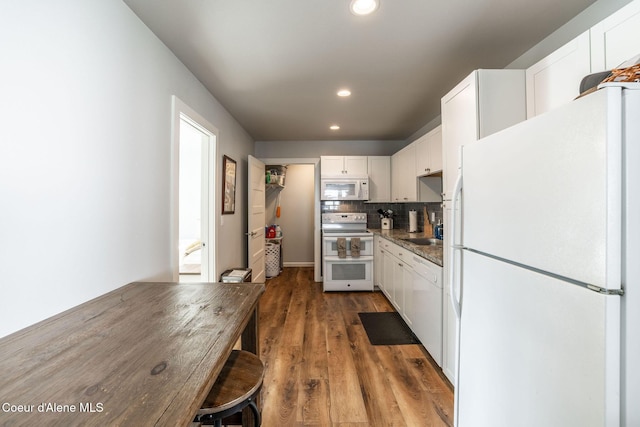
258 267 454 426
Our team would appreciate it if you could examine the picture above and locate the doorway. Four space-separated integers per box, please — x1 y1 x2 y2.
260 158 321 282
172 97 218 282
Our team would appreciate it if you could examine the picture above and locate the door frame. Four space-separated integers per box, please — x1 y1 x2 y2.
260 157 321 282
171 96 219 282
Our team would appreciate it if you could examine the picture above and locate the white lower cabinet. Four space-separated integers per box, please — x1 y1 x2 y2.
388 246 406 312
390 255 403 311
374 236 383 291
401 263 415 327
375 236 444 368
412 255 443 367
384 240 414 315
381 241 394 302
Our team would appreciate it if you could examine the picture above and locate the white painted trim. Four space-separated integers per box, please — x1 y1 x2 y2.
283 262 315 267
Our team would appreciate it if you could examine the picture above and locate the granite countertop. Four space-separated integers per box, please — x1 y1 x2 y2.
369 228 444 267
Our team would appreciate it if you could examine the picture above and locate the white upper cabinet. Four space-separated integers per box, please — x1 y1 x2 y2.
416 125 443 176
367 156 391 202
391 144 418 202
441 70 526 200
344 156 368 176
525 0 640 119
320 156 368 177
525 31 591 118
590 0 640 72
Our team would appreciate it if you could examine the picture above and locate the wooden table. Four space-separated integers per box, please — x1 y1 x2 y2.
0 281 264 426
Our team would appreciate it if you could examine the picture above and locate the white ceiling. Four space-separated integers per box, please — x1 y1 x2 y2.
124 0 596 141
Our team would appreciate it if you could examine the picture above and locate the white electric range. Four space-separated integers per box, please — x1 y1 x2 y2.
321 213 373 291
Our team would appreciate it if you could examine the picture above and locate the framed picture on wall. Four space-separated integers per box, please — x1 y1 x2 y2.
222 155 236 214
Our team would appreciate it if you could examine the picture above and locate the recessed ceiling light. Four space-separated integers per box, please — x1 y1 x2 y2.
337 89 351 97
330 125 340 130
350 0 379 16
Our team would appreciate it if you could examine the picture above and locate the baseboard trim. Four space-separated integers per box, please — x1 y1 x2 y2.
283 262 314 267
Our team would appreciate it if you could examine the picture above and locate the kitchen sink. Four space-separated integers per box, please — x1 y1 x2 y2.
401 237 442 246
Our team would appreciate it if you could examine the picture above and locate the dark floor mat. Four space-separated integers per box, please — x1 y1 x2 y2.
358 312 421 346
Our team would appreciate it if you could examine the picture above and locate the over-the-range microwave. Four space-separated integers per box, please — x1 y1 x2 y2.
320 177 369 201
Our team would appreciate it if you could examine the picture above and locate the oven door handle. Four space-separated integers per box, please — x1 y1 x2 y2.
322 236 373 241
324 255 374 261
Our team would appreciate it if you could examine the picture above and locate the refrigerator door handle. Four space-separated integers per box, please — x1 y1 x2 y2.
449 173 463 319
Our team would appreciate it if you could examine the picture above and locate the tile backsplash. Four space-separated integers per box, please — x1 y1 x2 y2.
321 200 443 231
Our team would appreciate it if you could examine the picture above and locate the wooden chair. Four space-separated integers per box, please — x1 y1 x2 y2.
195 350 265 427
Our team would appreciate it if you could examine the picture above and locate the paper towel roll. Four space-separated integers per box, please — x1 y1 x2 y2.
409 210 418 232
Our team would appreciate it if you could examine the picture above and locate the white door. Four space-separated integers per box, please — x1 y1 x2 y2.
172 96 217 283
525 30 591 118
319 156 345 176
590 0 640 71
248 155 266 283
462 88 621 289
178 117 213 282
367 156 391 202
441 72 477 200
343 156 368 176
458 251 620 427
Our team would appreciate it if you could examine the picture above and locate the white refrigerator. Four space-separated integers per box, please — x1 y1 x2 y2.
450 85 639 427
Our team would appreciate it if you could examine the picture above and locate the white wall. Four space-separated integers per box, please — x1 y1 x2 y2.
0 0 253 338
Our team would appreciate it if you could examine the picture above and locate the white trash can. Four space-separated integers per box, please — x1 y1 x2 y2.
265 243 281 278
